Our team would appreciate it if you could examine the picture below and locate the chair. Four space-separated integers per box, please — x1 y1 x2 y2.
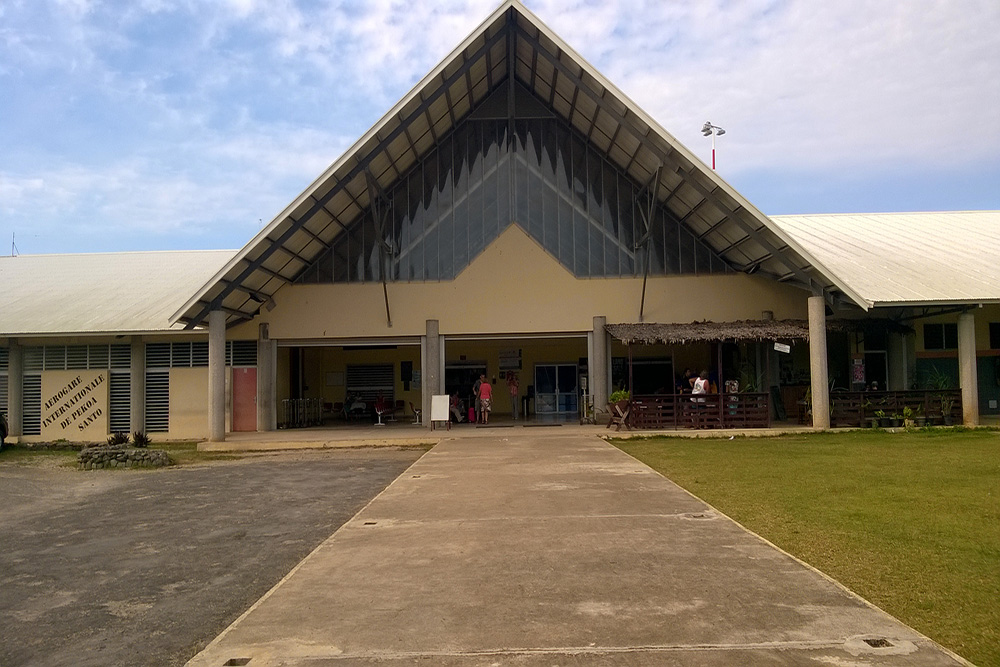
374 398 390 426
332 402 344 420
409 401 423 425
607 400 630 431
388 399 404 422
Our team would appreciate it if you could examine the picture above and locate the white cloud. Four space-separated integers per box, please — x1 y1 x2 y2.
1 0 998 254
545 0 1000 172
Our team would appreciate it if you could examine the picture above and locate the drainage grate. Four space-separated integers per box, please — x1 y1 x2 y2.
363 521 377 526
224 659 251 666
863 638 894 648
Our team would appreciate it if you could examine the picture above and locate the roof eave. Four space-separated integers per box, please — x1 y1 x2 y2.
171 2 523 327
870 298 1000 309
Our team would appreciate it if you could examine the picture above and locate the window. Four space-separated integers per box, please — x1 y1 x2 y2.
0 347 8 417
227 341 257 367
144 371 169 433
21 375 41 436
924 323 958 350
297 84 731 284
109 345 132 432
345 364 394 406
990 323 1000 350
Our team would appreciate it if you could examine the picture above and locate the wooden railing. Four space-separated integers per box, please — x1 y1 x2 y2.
622 389 962 430
828 390 962 427
630 393 770 430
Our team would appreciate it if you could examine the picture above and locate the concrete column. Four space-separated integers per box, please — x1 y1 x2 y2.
257 324 276 432
887 333 906 391
422 320 440 425
130 338 145 432
591 316 609 410
208 310 226 441
807 295 830 430
958 311 979 426
419 335 427 425
8 340 22 438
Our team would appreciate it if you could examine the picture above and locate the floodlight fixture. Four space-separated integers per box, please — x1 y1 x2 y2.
701 121 726 170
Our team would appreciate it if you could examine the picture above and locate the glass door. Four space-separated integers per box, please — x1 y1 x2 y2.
534 364 578 414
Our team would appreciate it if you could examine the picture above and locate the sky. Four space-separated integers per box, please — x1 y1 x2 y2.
2 0 999 256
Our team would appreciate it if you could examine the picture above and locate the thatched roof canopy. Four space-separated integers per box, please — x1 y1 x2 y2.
606 320 813 345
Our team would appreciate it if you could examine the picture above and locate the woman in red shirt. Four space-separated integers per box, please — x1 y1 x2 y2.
478 378 493 424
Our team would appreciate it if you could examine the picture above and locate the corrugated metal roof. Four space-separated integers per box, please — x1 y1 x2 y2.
769 211 1000 307
172 0 854 328
1 250 236 336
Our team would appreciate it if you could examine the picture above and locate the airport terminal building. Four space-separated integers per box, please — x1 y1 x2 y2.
3 1 999 442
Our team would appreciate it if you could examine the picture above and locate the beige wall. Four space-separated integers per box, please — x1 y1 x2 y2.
167 367 216 440
245 225 812 341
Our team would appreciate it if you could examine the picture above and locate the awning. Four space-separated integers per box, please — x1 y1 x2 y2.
606 320 813 345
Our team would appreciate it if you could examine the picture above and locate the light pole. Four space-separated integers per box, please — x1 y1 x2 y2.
701 121 725 170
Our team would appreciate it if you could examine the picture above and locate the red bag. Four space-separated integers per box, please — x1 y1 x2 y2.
468 407 475 422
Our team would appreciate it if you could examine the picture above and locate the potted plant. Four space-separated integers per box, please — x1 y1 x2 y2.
874 410 890 428
924 365 954 426
860 399 874 427
940 394 955 426
609 389 630 405
901 406 914 428
912 405 926 428
607 389 631 429
889 412 903 428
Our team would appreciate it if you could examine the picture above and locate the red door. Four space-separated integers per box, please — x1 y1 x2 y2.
232 368 257 432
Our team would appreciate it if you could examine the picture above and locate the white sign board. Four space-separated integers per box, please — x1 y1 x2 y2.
431 395 450 424
774 342 791 354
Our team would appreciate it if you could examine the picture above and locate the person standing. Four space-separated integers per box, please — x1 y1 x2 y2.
690 369 709 428
473 374 484 424
507 371 519 420
478 376 493 424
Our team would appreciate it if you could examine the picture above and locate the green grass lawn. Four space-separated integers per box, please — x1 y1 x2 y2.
613 429 1000 667
0 441 240 467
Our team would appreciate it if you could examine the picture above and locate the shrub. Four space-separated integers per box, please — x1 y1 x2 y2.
106 431 130 446
609 389 630 403
132 431 151 448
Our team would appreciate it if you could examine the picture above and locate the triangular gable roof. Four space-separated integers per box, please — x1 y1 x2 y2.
172 0 861 329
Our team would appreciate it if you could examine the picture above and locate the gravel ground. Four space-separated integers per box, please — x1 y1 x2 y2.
0 447 426 667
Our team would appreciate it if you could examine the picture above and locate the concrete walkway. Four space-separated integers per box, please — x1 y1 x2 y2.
188 432 969 666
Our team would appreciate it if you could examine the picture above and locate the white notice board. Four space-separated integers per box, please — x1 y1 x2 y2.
431 395 450 424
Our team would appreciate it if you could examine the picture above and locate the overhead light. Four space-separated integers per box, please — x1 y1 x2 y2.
701 121 726 170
